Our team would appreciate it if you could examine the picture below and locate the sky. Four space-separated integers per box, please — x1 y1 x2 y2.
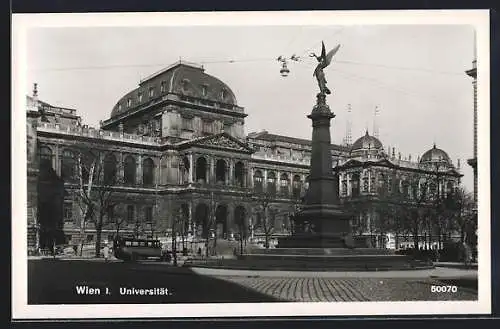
25 22 476 192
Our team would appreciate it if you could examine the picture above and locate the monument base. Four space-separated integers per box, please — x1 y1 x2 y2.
277 233 372 249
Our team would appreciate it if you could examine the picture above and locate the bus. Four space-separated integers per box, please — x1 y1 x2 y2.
113 236 167 262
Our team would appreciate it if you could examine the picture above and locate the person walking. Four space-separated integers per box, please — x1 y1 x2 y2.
103 244 109 262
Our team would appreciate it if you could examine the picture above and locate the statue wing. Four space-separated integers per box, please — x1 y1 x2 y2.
324 44 341 67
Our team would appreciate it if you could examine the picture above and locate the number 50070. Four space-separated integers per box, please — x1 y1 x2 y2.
431 285 458 293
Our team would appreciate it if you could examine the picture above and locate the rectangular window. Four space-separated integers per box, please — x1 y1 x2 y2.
182 117 193 131
127 99 132 107
202 120 212 134
106 205 114 221
138 92 143 102
127 205 135 223
149 87 155 98
160 81 166 93
63 202 73 222
144 206 153 223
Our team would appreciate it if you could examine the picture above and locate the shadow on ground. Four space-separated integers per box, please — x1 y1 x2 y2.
28 259 278 304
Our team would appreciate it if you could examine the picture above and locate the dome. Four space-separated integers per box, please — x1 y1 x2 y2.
110 61 238 118
351 131 383 151
420 144 451 164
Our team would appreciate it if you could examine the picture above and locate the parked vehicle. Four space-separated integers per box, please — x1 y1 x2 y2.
113 236 166 262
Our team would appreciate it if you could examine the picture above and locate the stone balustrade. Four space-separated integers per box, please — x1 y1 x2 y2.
37 122 161 146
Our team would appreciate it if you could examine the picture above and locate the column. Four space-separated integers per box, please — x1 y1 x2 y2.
249 167 254 188
276 170 281 195
188 201 193 236
263 170 268 192
210 157 215 184
205 157 210 185
188 152 194 183
118 152 124 183
136 154 143 185
229 160 234 186
289 172 293 195
54 144 61 176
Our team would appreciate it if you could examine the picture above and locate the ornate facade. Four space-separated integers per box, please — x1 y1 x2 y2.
26 61 462 251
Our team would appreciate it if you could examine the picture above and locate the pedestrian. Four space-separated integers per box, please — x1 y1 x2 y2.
103 244 109 262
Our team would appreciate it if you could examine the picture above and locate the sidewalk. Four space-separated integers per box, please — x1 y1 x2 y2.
434 262 478 270
191 265 477 279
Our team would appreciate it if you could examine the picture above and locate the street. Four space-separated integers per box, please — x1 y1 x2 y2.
28 259 477 304
28 259 278 304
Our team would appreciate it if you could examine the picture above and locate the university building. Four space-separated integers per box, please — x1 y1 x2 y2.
26 61 462 252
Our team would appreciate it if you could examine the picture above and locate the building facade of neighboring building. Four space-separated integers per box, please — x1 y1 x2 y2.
26 61 463 251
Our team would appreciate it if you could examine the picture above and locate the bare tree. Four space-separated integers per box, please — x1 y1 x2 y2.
74 147 121 258
253 192 276 249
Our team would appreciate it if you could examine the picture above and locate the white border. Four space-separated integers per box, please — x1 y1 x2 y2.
12 10 491 319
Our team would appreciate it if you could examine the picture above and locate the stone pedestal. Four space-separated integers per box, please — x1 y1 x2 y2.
277 93 359 249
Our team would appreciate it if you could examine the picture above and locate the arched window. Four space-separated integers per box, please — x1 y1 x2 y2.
446 181 454 196
103 153 117 185
253 170 263 192
351 172 360 197
377 173 386 195
292 174 302 199
124 155 136 185
267 171 276 195
196 157 207 182
401 180 410 197
39 146 52 170
280 173 289 196
143 158 155 186
362 174 369 193
215 159 226 183
181 156 190 184
61 149 76 181
235 161 245 187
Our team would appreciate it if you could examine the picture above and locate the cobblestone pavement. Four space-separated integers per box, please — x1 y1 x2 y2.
215 276 478 302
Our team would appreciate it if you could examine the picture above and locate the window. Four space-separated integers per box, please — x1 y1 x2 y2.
144 206 153 223
149 87 155 98
220 88 226 100
202 120 213 134
142 158 155 186
63 202 73 222
86 235 94 242
127 99 132 107
351 173 360 197
103 154 117 185
292 175 302 198
182 117 193 131
280 173 289 195
160 81 166 93
106 205 114 221
118 104 122 111
254 170 263 192
127 205 135 223
201 84 208 96
124 156 136 185
138 92 143 102
267 172 276 195
61 149 76 181
39 146 52 169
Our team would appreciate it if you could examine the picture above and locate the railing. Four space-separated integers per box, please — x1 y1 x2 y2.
251 153 311 166
37 122 161 146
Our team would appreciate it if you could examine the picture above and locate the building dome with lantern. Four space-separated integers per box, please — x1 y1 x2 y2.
349 131 386 159
420 144 452 165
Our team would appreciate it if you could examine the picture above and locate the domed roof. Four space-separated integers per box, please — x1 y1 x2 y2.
110 61 238 118
420 144 451 164
351 131 383 151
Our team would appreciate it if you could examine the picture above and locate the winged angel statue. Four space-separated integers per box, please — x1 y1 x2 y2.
310 42 341 95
